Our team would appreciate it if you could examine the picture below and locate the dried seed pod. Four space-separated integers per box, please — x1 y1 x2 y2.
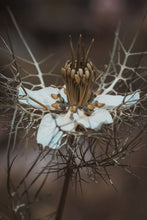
75 74 80 84
87 103 95 110
78 68 83 77
51 93 60 100
71 69 76 79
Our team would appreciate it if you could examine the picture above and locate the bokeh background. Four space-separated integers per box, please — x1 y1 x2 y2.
0 0 147 220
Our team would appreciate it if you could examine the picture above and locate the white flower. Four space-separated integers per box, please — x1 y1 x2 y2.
18 85 139 149
18 37 140 149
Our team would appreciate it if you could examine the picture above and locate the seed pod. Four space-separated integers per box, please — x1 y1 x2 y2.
51 93 59 100
51 102 61 109
87 103 95 110
78 68 83 77
71 69 76 79
75 74 80 84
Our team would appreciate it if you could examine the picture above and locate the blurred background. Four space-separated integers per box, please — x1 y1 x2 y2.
0 0 147 219
0 0 147 69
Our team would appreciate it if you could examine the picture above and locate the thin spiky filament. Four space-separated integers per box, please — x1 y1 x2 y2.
61 35 95 108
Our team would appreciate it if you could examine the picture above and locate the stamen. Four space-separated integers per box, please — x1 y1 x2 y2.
71 69 76 78
87 63 93 72
84 39 94 67
51 93 60 99
61 67 66 78
87 103 95 110
85 69 90 79
82 75 86 84
52 102 61 109
78 68 83 77
64 60 70 69
75 74 80 84
95 101 105 108
67 68 71 76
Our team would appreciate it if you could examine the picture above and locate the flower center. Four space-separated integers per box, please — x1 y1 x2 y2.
61 35 95 108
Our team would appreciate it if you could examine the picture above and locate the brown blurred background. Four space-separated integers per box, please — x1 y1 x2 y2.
0 0 147 220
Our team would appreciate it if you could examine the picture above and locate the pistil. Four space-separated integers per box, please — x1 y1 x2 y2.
61 36 95 108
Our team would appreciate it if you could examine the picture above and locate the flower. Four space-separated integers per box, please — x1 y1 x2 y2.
18 36 140 149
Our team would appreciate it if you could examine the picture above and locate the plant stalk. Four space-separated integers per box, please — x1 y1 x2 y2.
55 166 72 220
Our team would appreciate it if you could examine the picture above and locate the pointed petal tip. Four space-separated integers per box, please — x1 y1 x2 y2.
124 91 140 105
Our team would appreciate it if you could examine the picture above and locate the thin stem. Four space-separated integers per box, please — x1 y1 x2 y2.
84 38 94 67
7 7 45 88
55 166 72 220
77 34 82 69
69 35 75 68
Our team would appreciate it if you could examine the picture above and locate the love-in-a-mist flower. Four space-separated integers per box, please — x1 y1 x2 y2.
18 36 140 149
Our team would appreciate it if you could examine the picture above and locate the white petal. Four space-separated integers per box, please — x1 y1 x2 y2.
37 113 63 149
56 110 75 131
123 92 140 105
18 86 67 109
94 92 140 109
74 109 113 131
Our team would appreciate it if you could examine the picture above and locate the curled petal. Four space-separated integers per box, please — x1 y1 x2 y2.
94 92 140 109
37 113 63 149
74 109 113 131
18 86 67 109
